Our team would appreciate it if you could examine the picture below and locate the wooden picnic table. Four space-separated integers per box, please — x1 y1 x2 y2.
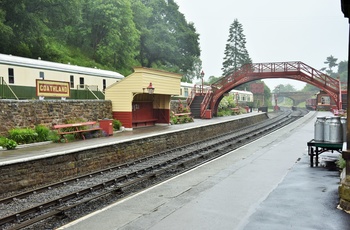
53 121 102 142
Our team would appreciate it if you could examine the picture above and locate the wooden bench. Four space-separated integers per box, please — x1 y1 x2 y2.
231 108 240 114
174 112 191 117
132 119 158 128
53 121 102 142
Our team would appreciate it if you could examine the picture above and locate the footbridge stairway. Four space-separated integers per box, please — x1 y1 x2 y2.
188 61 344 118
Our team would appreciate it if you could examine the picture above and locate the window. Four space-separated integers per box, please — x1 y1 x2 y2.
70 75 74 88
103 79 106 91
8 68 14 84
79 77 84 88
39 72 44 79
184 88 189 97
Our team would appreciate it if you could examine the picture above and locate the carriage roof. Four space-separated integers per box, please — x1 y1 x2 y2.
0 53 124 79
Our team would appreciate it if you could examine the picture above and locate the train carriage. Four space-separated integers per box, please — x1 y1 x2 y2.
0 53 124 100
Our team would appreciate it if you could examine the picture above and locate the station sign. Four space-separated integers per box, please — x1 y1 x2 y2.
36 80 70 98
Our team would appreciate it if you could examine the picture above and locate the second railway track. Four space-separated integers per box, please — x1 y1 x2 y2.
0 109 309 230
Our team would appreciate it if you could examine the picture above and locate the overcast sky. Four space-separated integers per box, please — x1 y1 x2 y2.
175 0 349 90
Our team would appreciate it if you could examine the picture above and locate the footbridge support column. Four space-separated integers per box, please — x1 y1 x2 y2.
339 0 350 212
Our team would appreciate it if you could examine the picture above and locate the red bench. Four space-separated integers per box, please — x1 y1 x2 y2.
53 121 102 142
132 119 158 128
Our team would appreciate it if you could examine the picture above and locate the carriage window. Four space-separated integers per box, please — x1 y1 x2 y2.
79 77 84 88
8 68 14 84
70 75 74 88
39 72 44 79
103 79 106 91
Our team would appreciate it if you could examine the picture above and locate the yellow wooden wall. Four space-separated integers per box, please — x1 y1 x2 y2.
105 67 182 112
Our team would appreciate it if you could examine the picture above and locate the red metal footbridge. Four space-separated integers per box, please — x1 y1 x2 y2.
187 61 343 118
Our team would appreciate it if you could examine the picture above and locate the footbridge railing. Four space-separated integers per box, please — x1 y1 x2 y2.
210 61 342 115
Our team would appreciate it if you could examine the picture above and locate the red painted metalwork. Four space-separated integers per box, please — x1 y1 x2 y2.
202 61 341 117
186 84 197 106
200 90 213 118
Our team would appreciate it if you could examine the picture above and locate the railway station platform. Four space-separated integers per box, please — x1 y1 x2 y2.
57 111 350 230
0 111 264 166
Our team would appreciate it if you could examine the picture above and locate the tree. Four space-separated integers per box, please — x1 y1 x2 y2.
272 84 297 93
207 75 223 85
320 55 338 77
134 0 200 74
338 60 348 82
222 19 252 76
181 57 202 83
75 0 139 72
0 0 81 58
0 0 200 75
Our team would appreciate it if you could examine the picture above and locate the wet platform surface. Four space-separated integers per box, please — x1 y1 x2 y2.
57 111 350 230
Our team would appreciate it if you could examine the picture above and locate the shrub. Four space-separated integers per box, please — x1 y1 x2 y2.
63 134 76 142
8 128 38 144
35 125 50 142
0 137 17 150
337 157 346 169
171 116 178 124
48 130 61 143
112 119 122 131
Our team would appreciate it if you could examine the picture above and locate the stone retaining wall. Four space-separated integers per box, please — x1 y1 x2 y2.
0 100 113 136
0 113 268 194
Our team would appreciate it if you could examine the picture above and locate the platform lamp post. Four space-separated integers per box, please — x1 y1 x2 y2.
274 86 280 111
201 70 204 95
339 0 350 211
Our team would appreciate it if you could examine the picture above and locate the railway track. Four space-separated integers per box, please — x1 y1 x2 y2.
0 109 309 229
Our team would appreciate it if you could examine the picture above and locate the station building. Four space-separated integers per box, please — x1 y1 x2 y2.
105 67 182 129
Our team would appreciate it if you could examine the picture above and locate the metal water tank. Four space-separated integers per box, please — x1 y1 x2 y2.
329 116 342 143
314 116 325 141
324 117 331 142
341 117 347 142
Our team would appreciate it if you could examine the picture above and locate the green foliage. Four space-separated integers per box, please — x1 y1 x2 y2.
337 157 346 169
134 0 200 73
217 110 233 117
112 120 122 131
222 19 252 76
0 137 17 150
170 113 193 125
48 131 61 143
63 134 76 143
218 96 236 110
8 128 38 144
0 0 201 77
35 125 51 142
63 117 87 133
320 55 338 77
272 84 297 93
301 84 319 92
